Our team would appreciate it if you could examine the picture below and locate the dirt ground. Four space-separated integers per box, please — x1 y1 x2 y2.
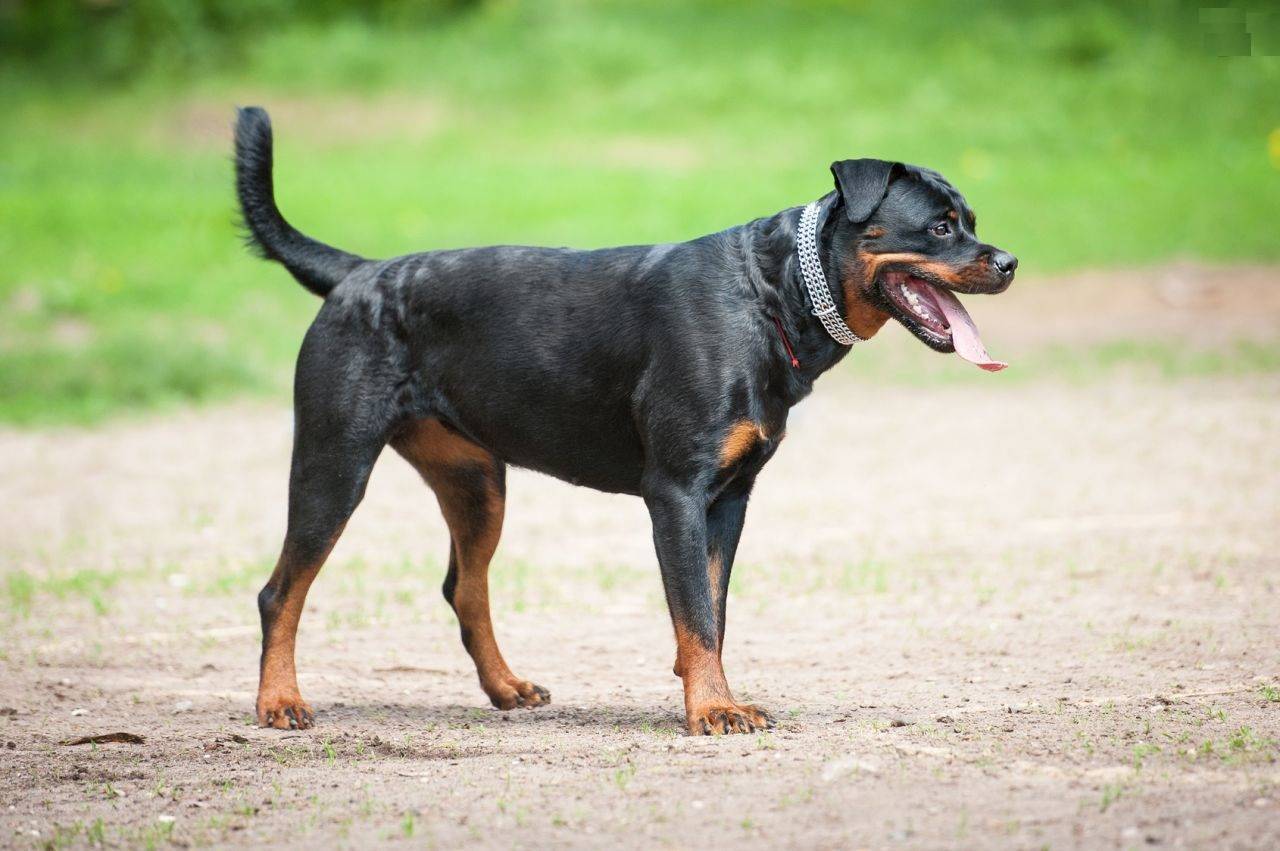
1 265 1278 849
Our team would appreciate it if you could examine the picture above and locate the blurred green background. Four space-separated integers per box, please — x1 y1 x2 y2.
1 0 1277 425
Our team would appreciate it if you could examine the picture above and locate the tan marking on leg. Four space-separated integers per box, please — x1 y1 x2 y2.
256 529 343 729
707 550 724 648
719 421 765 468
397 419 493 467
394 419 548 711
674 622 773 735
674 551 724 679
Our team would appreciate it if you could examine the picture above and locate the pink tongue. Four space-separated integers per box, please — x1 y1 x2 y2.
928 286 1007 372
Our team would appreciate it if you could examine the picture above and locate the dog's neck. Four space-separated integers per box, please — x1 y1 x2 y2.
739 193 890 405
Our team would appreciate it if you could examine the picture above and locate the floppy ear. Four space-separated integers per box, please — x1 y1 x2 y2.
830 159 899 223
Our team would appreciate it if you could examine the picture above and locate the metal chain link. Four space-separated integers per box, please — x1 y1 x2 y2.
797 201 863 346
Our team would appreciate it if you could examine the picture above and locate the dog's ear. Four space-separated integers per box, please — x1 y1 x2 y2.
830 159 900 223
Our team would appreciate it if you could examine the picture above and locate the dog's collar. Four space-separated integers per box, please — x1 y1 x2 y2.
797 201 863 346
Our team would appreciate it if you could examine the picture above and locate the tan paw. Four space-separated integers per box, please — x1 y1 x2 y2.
687 702 774 735
487 678 551 711
256 691 314 730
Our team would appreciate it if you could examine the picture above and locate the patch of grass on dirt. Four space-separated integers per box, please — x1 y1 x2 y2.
836 558 891 595
1219 726 1279 764
39 820 82 849
199 557 276 597
4 567 131 619
133 818 177 849
612 759 637 791
1132 742 1162 771
4 570 36 618
1098 781 1127 813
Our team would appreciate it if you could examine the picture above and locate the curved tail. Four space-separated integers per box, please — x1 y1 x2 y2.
234 107 365 297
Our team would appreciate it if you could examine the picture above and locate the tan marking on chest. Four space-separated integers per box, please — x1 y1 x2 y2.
719 420 766 468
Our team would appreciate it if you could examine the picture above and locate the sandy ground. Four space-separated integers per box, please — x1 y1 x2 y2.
1 265 1279 849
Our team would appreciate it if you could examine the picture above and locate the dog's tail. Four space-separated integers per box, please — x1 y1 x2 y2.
234 106 365 298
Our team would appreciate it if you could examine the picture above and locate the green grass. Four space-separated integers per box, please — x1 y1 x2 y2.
843 337 1280 386
4 571 36 617
2 0 1278 424
2 566 135 620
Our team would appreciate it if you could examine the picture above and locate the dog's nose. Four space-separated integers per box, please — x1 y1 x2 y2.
992 250 1018 276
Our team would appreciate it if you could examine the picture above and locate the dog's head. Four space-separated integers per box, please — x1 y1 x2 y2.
828 159 1016 371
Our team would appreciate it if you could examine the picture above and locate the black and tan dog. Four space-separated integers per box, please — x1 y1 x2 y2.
235 107 1016 735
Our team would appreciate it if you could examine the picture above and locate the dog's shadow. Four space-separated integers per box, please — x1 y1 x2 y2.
318 700 685 743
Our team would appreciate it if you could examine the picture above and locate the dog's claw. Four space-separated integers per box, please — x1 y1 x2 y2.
688 703 774 736
489 679 551 711
257 692 314 730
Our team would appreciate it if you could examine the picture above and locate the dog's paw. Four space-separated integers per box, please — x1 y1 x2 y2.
256 691 314 730
488 678 551 711
687 702 774 735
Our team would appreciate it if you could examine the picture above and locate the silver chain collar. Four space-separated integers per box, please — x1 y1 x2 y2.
797 201 863 346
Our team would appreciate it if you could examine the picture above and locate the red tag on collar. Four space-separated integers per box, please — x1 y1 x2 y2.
772 316 800 368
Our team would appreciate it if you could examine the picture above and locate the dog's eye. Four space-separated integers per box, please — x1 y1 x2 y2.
929 222 952 237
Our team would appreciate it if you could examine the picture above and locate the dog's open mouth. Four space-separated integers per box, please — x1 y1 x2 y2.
880 271 1007 372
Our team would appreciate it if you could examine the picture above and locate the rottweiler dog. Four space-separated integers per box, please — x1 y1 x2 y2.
235 107 1016 735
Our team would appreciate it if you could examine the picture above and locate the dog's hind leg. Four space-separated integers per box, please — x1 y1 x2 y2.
256 327 396 729
393 420 549 711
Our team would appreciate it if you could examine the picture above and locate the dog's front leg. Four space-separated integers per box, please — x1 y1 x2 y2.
645 478 774 735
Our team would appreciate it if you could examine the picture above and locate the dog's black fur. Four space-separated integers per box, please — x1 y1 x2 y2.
236 107 1016 735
